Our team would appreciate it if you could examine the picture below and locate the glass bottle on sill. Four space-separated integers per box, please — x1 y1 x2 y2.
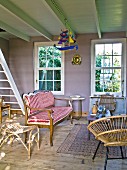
102 106 106 117
92 104 98 114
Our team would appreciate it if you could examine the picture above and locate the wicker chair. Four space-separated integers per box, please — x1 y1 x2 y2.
99 95 116 115
87 115 127 170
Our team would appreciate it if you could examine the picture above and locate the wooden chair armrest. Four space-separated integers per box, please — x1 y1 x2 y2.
96 129 127 144
96 129 126 137
1 104 10 108
25 105 53 119
25 104 52 111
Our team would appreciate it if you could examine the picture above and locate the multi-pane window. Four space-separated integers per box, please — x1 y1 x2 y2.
34 42 64 95
91 39 126 96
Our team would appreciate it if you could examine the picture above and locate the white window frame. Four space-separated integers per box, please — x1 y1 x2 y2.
34 41 65 95
91 38 126 96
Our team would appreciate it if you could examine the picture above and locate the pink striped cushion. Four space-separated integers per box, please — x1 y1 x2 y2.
28 106 72 125
52 106 73 124
23 91 55 114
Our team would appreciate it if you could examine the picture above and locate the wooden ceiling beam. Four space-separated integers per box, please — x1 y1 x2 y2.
0 0 52 41
43 0 75 37
0 20 30 42
0 32 9 41
92 0 101 38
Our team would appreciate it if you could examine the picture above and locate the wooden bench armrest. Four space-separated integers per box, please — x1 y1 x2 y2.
25 104 53 112
24 104 53 120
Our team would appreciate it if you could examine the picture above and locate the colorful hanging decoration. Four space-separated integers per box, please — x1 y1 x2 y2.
54 29 78 51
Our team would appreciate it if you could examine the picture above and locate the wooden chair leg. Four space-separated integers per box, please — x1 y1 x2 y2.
0 108 2 123
24 132 27 144
37 127 40 150
8 106 11 119
70 112 73 124
50 124 53 146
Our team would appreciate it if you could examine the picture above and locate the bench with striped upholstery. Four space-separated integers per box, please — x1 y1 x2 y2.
23 91 73 146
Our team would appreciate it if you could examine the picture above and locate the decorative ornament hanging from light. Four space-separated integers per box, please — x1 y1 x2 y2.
54 19 78 51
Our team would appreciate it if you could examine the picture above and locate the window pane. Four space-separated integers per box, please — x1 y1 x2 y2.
96 56 112 67
112 69 121 82
113 81 121 92
54 70 61 80
103 80 113 92
95 70 101 80
103 70 112 81
47 46 53 57
95 44 104 55
54 48 62 67
39 47 46 67
96 55 103 67
54 57 61 67
102 57 112 67
105 44 112 55
39 81 45 90
113 56 121 67
39 46 62 68
95 68 121 93
39 81 47 90
95 81 103 92
113 43 122 55
39 81 53 91
54 48 61 57
47 57 53 67
47 70 53 80
54 81 61 91
39 70 53 80
47 81 53 91
39 70 45 80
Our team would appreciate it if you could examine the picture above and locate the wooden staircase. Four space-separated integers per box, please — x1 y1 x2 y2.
0 49 24 115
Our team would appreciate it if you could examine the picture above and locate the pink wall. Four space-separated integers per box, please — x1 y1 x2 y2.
0 38 9 62
8 32 127 112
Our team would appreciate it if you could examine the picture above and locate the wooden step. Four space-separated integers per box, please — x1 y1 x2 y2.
0 87 12 89
4 101 18 104
1 95 15 97
0 79 9 81
11 108 21 111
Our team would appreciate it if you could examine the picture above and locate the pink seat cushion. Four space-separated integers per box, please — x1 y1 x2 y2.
28 106 73 125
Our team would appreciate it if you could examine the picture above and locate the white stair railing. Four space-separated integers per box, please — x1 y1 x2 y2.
0 49 24 114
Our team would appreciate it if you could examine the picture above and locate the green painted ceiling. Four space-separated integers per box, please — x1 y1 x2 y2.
0 0 127 41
